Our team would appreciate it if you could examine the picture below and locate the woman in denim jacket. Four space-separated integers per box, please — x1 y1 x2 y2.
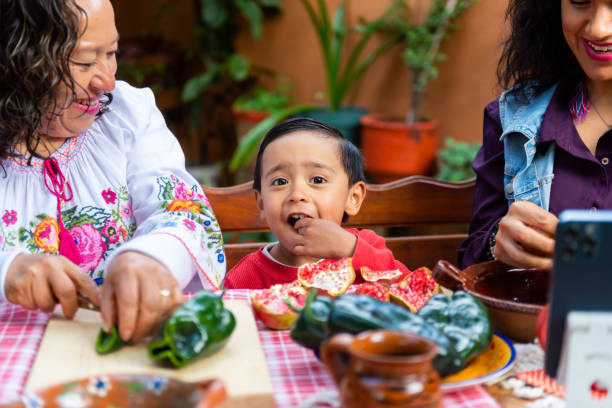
459 0 612 270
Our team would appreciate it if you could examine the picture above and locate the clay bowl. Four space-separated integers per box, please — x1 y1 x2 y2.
432 260 550 343
1 375 226 408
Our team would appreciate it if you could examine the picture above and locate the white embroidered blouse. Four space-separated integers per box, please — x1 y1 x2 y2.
0 81 226 300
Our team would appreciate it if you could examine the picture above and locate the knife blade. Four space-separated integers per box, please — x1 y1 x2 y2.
77 295 101 312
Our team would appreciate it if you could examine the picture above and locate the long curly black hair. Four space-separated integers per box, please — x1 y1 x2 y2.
0 0 112 161
498 0 584 102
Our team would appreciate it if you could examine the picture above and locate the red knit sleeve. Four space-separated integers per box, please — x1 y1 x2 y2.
349 229 410 276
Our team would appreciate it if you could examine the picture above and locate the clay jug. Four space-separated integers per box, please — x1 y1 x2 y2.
322 330 440 408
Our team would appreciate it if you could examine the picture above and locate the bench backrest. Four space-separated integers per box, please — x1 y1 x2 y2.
203 175 475 270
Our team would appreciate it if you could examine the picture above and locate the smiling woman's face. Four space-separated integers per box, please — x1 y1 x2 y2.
42 0 118 142
562 0 612 83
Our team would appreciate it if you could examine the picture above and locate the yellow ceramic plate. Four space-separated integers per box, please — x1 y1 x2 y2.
441 332 516 392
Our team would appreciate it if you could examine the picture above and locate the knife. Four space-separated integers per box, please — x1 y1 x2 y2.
77 295 101 312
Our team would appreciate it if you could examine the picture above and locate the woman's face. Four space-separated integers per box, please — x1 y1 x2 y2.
562 0 612 83
43 0 118 141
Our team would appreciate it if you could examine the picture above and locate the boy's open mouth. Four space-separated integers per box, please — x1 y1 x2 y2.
287 213 312 227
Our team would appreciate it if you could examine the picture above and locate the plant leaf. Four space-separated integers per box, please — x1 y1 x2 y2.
226 54 250 81
201 0 228 28
181 71 216 103
229 104 319 171
236 0 264 38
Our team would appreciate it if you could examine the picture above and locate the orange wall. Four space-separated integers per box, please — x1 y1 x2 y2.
113 0 509 144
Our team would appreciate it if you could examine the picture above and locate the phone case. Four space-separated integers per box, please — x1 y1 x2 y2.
545 209 612 378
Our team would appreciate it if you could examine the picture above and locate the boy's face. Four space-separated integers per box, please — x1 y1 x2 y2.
255 131 365 254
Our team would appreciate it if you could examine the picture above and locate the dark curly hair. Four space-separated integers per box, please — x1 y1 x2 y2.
0 0 112 161
498 0 584 102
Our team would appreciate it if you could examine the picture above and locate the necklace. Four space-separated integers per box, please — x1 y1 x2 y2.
590 98 612 129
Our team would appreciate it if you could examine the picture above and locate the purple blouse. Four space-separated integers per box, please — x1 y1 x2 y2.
458 86 612 268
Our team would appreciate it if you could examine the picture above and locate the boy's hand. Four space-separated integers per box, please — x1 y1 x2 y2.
291 218 357 259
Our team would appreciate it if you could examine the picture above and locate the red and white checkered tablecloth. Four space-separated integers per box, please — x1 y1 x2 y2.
0 290 501 408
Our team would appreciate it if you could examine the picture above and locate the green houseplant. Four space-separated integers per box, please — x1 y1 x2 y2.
229 0 402 172
435 138 480 182
360 0 478 182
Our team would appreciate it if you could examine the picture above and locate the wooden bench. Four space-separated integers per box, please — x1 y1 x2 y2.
203 176 475 270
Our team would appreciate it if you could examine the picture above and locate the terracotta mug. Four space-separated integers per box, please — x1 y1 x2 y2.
322 330 440 408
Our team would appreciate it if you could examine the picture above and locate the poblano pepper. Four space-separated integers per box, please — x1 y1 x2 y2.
417 291 492 367
289 291 491 376
148 291 235 367
96 325 124 355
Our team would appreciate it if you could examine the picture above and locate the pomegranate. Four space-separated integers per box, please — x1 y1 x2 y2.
297 258 355 296
360 266 405 285
389 267 440 312
345 282 390 302
251 281 307 330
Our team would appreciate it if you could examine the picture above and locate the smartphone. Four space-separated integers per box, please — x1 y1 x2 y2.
545 209 612 378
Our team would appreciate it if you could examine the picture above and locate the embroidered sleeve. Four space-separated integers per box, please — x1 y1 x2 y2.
103 83 225 290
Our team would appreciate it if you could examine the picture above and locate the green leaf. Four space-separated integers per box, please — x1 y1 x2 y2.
226 54 250 81
236 0 263 37
181 71 216 103
229 104 319 171
202 0 228 28
18 227 29 242
258 0 282 8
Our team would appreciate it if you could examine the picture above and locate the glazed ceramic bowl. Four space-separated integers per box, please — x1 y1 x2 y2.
1 375 226 408
432 260 550 343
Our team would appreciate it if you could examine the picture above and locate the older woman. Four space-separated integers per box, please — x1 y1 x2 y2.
0 0 225 342
460 0 612 270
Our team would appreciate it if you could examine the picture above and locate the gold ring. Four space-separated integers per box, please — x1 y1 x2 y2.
159 289 171 297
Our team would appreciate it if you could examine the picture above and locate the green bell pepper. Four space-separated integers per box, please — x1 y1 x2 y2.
417 291 492 367
147 291 236 367
96 325 124 355
289 291 491 376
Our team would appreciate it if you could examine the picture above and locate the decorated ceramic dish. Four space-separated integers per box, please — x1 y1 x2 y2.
1 375 226 408
441 332 516 392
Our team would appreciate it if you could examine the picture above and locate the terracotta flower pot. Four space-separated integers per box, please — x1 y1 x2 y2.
361 114 438 183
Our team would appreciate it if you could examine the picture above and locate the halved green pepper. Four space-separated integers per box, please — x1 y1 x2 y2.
147 291 235 367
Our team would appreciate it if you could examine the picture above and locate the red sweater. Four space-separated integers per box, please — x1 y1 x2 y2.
224 228 409 289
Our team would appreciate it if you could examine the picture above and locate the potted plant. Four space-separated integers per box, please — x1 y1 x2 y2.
360 0 478 182
229 0 402 172
435 138 480 182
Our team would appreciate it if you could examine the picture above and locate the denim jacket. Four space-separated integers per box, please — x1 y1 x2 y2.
498 84 557 211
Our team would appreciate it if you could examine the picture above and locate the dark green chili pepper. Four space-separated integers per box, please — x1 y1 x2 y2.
96 325 124 355
147 291 235 367
289 290 333 352
417 291 492 367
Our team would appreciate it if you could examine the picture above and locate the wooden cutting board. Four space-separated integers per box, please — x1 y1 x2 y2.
26 300 275 408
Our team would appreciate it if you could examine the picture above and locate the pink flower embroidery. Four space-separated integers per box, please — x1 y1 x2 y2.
0 235 3 244
120 204 133 219
101 220 120 244
183 219 196 231
69 224 106 272
2 210 17 226
174 182 208 204
101 189 117 204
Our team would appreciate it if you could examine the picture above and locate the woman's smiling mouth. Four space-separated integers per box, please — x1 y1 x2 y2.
583 39 612 62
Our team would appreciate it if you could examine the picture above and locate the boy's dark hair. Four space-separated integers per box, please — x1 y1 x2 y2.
253 117 366 192
497 0 583 103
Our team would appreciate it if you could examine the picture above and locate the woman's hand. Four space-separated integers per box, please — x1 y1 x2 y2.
494 201 558 270
4 253 102 318
101 251 183 342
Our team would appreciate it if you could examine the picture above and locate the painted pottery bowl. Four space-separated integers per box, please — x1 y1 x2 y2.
1 375 226 408
432 260 550 342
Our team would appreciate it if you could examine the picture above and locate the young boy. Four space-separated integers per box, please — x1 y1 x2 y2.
224 117 409 289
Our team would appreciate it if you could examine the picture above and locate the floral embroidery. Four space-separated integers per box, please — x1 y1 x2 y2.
120 204 133 219
70 224 107 272
4 185 137 280
101 219 120 244
2 209 17 226
101 188 117 204
33 217 59 253
167 200 201 213
155 175 224 275
183 219 196 231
